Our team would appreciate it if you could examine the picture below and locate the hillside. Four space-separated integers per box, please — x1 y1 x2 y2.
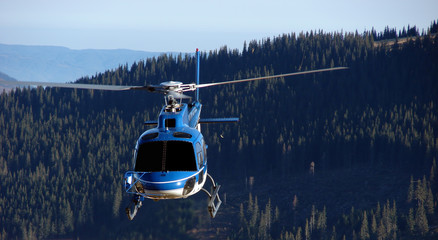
0 22 437 240
0 71 17 92
0 71 17 82
0 43 164 83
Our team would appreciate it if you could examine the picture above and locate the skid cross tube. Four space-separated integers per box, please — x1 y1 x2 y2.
201 173 222 218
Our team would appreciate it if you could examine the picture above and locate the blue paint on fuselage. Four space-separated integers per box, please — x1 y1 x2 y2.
156 101 202 130
127 101 207 197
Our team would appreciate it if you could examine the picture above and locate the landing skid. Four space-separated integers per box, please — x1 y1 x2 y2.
126 195 144 220
125 174 222 220
201 174 222 218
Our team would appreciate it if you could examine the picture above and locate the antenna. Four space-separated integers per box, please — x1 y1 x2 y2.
196 48 200 101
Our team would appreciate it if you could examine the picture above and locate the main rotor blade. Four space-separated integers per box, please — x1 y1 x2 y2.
0 80 192 99
0 80 142 91
195 67 348 89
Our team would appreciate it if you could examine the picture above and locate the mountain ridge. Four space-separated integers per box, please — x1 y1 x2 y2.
0 43 168 83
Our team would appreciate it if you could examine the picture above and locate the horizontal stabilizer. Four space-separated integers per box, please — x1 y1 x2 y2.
199 118 239 124
144 121 158 125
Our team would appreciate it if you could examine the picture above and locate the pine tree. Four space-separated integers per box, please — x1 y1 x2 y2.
317 206 327 235
275 206 280 222
295 227 302 240
415 203 429 236
305 219 310 240
112 184 122 217
407 175 414 203
371 213 377 236
429 158 436 185
360 211 370 240
330 226 336 240
310 205 316 233
250 196 259 229
239 203 245 222
377 219 386 240
265 199 272 230
248 193 253 215
414 176 427 204
406 208 415 233
425 185 434 215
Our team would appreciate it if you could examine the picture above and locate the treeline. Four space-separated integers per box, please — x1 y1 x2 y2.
371 20 438 41
0 21 437 239
234 160 436 239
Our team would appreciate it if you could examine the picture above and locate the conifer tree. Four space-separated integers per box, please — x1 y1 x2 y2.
406 208 415 233
317 206 327 235
295 227 302 240
377 219 386 240
371 213 377 236
360 211 370 240
310 205 316 233
407 175 414 203
330 226 336 240
305 219 310 240
425 186 435 215
415 203 429 235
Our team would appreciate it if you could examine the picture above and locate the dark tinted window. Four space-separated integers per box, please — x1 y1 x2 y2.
135 141 197 172
173 132 192 138
141 132 159 140
165 119 176 128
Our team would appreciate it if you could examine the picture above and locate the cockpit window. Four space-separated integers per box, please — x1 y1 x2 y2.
141 132 159 140
135 141 197 172
173 132 192 139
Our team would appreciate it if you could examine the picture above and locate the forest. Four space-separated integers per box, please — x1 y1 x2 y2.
0 21 437 239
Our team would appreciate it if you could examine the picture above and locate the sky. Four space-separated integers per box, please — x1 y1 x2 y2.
0 0 437 53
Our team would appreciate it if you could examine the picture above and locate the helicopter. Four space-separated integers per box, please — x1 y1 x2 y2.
0 49 347 220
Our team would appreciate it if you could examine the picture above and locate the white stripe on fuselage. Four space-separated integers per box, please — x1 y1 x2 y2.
138 167 205 184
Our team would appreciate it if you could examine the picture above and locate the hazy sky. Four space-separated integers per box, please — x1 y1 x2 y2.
0 0 436 52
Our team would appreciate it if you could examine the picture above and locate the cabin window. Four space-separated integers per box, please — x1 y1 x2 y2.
135 141 197 172
165 119 176 128
196 142 203 168
203 140 207 162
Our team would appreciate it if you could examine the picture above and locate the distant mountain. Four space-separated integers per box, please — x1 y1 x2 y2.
0 71 17 92
0 71 17 82
0 43 167 83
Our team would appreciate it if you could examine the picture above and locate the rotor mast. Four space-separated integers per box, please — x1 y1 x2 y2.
196 48 200 101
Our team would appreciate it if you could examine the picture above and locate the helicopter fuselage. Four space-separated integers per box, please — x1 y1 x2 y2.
124 100 208 200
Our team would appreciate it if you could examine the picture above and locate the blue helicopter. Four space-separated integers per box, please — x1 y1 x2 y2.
1 49 347 220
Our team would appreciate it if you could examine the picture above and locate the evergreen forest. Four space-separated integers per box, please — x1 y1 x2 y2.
1 21 438 239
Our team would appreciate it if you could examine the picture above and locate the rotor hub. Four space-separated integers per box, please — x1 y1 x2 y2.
160 81 183 90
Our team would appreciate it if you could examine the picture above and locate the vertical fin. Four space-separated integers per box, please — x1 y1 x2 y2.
196 48 200 101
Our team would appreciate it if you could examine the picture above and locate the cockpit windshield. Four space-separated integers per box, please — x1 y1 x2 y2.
135 141 197 172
